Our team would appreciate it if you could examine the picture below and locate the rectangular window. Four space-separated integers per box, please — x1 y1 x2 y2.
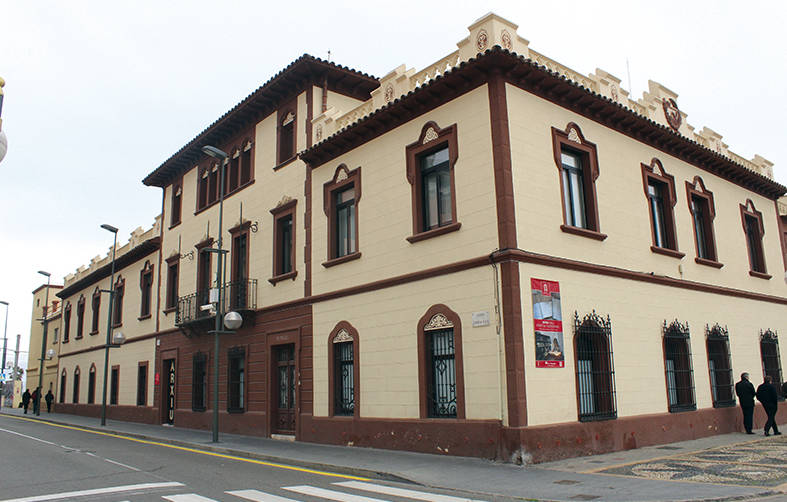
140 266 153 318
198 170 208 210
227 348 245 413
110 366 119 405
760 331 783 399
170 182 182 227
335 187 357 258
192 353 207 411
208 166 218 205
686 179 719 266
707 325 735 407
196 248 212 310
72 371 80 403
642 159 680 255
691 196 712 260
575 312 617 421
136 363 147 406
53 327 59 344
279 216 292 274
228 155 240 193
59 373 66 403
741 201 768 277
63 306 71 343
648 183 667 247
663 322 695 412
231 231 249 310
166 260 179 309
88 369 96 404
240 148 252 185
270 200 297 283
421 147 452 231
334 341 354 416
427 328 457 418
277 109 296 165
561 150 587 229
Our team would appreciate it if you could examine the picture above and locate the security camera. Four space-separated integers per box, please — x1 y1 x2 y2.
200 304 216 315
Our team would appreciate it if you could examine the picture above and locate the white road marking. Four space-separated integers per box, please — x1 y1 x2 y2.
103 457 141 471
0 482 184 502
283 485 389 502
334 481 488 502
162 495 218 502
0 427 61 447
226 489 302 502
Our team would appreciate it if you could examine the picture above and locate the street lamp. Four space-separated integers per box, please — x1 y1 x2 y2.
100 223 118 426
35 271 51 416
0 300 8 407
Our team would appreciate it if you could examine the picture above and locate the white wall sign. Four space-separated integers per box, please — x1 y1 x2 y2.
472 311 490 327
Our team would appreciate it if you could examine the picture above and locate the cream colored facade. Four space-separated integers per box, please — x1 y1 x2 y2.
37 13 786 462
25 284 62 397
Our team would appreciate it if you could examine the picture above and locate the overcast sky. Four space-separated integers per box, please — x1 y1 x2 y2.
1 1 785 371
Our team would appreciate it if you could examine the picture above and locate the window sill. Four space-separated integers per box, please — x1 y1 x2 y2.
169 221 181 230
112 322 123 329
322 252 362 268
89 330 99 336
227 408 245 414
560 225 607 241
273 156 298 171
712 400 737 409
194 179 255 216
695 257 724 269
137 314 152 321
268 270 298 285
406 222 461 243
749 270 772 280
650 246 685 259
162 307 177 315
75 335 83 340
668 404 697 413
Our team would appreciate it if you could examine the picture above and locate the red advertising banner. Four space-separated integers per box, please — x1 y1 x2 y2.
531 278 564 368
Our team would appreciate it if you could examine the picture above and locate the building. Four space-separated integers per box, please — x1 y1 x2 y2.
37 13 786 463
25 283 62 397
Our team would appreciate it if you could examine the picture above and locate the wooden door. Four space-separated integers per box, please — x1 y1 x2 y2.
272 345 295 433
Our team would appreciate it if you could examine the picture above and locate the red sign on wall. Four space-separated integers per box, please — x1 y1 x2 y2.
531 278 565 368
154 372 160 386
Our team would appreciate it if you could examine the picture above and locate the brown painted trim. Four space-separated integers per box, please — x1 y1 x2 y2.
488 74 527 428
740 199 768 276
270 199 297 281
651 246 685 259
406 222 461 243
112 275 125 328
268 270 298 285
137 361 149 406
327 321 360 418
306 86 313 149
156 190 165 334
75 295 85 339
775 201 787 271
552 122 602 234
230 226 251 286
642 158 680 253
277 98 297 166
749 270 772 280
405 121 459 237
305 163 313 297
194 178 257 215
322 252 361 268
560 225 608 241
324 164 361 260
417 304 465 419
686 177 719 263
695 257 724 269
57 331 160 358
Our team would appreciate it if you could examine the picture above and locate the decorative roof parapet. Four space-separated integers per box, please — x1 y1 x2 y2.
778 197 787 216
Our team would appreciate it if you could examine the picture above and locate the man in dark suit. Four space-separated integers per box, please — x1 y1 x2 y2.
735 372 756 434
756 375 781 436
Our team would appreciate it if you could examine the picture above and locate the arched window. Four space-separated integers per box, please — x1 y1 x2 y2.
663 320 695 412
87 364 97 404
72 366 81 403
59 369 67 403
112 276 125 327
574 311 616 421
706 324 734 407
760 330 783 399
417 305 465 419
91 287 101 334
328 322 359 417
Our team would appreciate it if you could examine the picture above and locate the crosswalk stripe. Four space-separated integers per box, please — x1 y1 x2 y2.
162 495 218 502
283 485 389 502
334 481 488 502
0 482 184 502
226 489 301 502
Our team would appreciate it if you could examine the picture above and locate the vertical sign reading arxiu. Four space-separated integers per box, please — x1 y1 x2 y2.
531 278 564 368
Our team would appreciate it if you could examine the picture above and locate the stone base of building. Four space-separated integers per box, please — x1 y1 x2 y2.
53 403 158 424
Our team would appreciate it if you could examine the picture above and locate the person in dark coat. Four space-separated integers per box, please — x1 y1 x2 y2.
735 372 756 434
756 375 781 436
21 389 31 414
31 388 39 415
45 390 54 413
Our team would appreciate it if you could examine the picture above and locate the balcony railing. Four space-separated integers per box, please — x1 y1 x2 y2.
176 278 257 326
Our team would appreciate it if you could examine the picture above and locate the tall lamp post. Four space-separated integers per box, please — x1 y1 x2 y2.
35 271 51 416
0 300 8 407
100 224 118 426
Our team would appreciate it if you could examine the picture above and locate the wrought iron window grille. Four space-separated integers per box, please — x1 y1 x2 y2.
662 320 696 412
192 352 207 412
706 323 735 407
760 329 783 400
425 316 457 418
333 340 354 416
574 311 617 422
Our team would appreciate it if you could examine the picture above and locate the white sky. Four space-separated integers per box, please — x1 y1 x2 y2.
1 1 785 371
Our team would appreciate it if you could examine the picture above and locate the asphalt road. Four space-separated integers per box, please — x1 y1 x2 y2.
0 415 508 502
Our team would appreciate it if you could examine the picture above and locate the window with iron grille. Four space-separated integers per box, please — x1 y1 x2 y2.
72 367 80 403
760 330 783 400
574 311 616 421
426 327 457 418
110 366 119 405
87 366 96 404
192 352 207 411
333 341 354 416
706 324 735 407
137 363 147 406
59 370 66 403
227 347 245 413
663 320 696 412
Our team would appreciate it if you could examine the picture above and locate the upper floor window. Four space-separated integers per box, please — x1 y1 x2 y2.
197 140 255 212
686 177 720 267
760 330 783 399
323 165 362 266
112 276 125 327
170 180 182 227
52 327 59 344
270 198 297 284
405 122 460 243
277 105 296 165
417 305 465 419
706 324 735 407
76 295 85 339
225 141 254 194
139 261 153 319
165 256 179 310
574 311 616 421
329 322 359 417
642 159 681 257
662 320 695 412
552 123 605 240
63 303 71 343
740 199 769 278
91 287 101 334
230 222 251 310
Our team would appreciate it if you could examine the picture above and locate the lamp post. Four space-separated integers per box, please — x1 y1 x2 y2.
35 271 51 416
0 300 8 407
99 223 118 426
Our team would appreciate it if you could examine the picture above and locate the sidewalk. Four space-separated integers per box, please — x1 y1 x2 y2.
1 406 784 502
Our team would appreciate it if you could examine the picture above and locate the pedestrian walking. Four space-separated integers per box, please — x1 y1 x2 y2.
45 390 54 413
21 389 31 414
756 375 781 436
31 388 39 415
735 372 756 434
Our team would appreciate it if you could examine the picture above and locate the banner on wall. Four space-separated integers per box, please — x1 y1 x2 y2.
531 278 564 368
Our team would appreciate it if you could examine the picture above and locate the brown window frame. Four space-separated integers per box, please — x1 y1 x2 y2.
72 366 80 403
192 351 208 412
229 222 251 310
574 311 617 422
90 287 101 335
139 261 154 320
328 321 360 418
740 199 770 279
76 295 85 339
137 361 148 406
63 303 71 343
706 323 735 407
165 255 179 312
276 103 297 167
87 364 96 404
110 365 119 405
170 178 182 228
269 199 297 284
59 369 66 403
405 122 461 243
416 304 465 419
195 237 214 307
112 276 125 327
641 158 682 258
323 164 362 266
552 122 606 241
760 329 784 400
662 320 696 412
686 176 722 268
196 139 255 213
